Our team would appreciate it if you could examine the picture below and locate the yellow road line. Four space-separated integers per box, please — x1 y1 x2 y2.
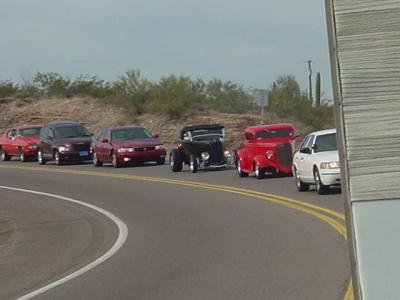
0 164 353 299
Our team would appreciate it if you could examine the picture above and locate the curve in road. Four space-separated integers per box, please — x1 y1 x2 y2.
0 164 352 299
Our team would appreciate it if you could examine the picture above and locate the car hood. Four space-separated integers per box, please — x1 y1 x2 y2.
55 136 92 146
250 141 289 148
115 138 162 148
314 150 339 162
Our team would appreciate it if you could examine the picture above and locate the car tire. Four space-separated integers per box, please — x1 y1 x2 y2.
38 149 46 165
112 152 120 168
189 155 198 173
237 158 248 177
157 158 165 165
294 167 309 192
20 150 26 162
255 164 265 179
54 150 63 166
1 148 10 161
170 149 183 172
314 168 328 195
93 152 103 167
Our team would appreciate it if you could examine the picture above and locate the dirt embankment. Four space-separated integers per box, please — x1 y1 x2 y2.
0 97 300 151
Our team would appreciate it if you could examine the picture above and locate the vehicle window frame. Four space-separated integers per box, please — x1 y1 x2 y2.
306 135 315 150
7 129 17 139
300 135 311 151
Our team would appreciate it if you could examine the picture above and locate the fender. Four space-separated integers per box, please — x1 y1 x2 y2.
236 148 252 173
253 155 279 170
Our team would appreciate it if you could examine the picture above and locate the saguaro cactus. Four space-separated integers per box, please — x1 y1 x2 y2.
315 72 321 106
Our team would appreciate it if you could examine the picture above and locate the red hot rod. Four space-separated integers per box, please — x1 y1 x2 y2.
235 124 298 179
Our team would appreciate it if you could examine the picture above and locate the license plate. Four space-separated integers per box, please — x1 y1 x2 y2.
79 151 89 157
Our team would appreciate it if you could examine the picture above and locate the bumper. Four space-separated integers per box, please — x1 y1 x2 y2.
60 151 93 161
23 149 39 157
202 161 226 169
117 150 166 163
320 169 341 186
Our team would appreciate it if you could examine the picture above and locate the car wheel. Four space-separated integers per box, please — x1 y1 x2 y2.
255 164 265 179
54 150 63 166
20 150 26 162
237 158 248 177
314 168 328 195
93 152 103 167
38 150 46 165
189 155 198 173
1 148 10 161
157 158 165 165
112 152 120 168
170 149 183 172
294 167 309 192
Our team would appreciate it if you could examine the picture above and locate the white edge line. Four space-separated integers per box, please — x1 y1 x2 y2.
0 185 128 300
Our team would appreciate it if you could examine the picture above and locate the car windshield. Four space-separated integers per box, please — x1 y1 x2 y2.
54 126 90 139
255 129 293 139
111 127 152 141
19 127 41 136
314 133 337 153
184 128 224 141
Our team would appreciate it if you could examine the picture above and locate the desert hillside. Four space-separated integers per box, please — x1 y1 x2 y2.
0 97 288 151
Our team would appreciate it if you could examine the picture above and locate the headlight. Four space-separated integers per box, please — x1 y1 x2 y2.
118 147 135 153
201 152 210 160
155 145 165 150
28 144 37 150
320 161 340 169
266 150 274 159
224 150 231 157
58 145 71 152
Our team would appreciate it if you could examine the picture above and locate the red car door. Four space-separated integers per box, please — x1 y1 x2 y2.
4 129 17 155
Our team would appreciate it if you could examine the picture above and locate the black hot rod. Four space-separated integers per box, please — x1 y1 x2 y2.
169 124 230 173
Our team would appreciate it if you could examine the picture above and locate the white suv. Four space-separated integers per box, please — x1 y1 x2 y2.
292 129 341 194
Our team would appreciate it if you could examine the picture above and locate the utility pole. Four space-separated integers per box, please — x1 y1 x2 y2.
256 89 268 124
307 60 313 101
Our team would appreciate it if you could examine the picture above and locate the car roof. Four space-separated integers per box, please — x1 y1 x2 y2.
46 120 83 127
180 124 224 138
109 125 142 131
245 123 295 133
308 128 336 136
13 124 43 130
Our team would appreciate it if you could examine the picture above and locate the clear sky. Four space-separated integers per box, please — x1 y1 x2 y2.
0 0 332 99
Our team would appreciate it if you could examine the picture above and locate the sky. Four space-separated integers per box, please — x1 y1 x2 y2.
0 0 332 99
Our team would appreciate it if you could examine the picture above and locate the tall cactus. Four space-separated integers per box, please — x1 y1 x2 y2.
315 72 321 106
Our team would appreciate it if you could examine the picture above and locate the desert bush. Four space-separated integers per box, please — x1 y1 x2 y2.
0 81 19 97
268 75 334 131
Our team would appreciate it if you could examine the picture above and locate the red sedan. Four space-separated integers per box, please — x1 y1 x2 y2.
0 125 42 162
92 125 167 168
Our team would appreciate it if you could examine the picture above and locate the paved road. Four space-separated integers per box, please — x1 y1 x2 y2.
0 161 350 300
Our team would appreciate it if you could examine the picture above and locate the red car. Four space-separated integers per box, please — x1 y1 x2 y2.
92 125 167 168
0 124 42 162
235 124 298 179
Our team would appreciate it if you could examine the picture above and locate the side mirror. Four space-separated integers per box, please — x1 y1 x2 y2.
101 139 109 143
153 134 159 139
300 147 312 154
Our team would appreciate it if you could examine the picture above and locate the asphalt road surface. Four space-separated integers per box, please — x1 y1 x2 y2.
0 160 350 300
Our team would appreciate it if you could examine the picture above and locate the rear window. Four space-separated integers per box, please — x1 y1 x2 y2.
255 129 293 139
19 127 41 136
111 127 152 141
314 133 337 153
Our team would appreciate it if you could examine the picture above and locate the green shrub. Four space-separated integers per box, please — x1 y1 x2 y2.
0 81 19 97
